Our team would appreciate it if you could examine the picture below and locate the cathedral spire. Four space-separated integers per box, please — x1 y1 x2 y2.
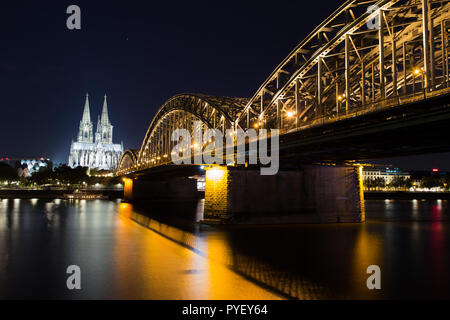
78 93 93 143
81 93 91 123
101 94 110 125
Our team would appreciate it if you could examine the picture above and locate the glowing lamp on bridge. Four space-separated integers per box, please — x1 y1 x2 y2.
413 68 424 75
286 111 296 118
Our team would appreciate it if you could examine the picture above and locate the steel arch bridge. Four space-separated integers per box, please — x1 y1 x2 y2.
118 0 450 175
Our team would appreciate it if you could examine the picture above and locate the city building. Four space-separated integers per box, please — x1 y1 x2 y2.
363 166 410 184
68 94 123 170
0 157 51 178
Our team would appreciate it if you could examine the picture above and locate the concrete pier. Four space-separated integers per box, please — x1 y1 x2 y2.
203 165 365 223
123 176 198 204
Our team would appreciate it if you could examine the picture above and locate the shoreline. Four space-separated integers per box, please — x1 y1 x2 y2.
364 191 450 200
0 188 123 200
1 189 449 201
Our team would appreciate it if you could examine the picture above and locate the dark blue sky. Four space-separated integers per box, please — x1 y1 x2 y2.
1 0 449 170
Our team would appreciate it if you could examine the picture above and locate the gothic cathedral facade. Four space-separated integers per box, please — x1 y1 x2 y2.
68 94 123 171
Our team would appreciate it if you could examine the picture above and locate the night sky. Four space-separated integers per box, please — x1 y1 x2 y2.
1 0 449 170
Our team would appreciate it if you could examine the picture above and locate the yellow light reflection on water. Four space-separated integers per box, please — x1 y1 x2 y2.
114 203 281 300
350 224 382 299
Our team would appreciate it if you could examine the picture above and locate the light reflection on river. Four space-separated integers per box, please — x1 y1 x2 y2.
0 198 449 299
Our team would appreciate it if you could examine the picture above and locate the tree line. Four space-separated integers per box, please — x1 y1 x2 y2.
0 162 121 187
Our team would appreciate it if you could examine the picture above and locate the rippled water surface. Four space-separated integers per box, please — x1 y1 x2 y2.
0 198 449 299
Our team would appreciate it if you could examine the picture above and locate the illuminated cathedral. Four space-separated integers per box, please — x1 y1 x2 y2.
68 94 123 170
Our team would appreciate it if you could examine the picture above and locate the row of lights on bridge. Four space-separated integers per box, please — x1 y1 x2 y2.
253 110 297 129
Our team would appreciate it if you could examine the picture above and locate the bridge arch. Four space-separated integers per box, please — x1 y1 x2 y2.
117 149 139 175
118 94 248 173
140 94 247 150
236 0 450 131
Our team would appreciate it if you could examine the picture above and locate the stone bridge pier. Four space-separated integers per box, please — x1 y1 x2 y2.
122 164 365 224
203 164 365 224
123 175 198 204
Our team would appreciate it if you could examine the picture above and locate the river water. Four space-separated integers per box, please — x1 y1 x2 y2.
0 198 449 299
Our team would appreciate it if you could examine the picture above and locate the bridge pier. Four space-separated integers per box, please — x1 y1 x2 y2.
203 165 365 223
122 176 198 204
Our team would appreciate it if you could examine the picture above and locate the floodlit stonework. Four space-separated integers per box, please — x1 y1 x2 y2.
68 94 123 170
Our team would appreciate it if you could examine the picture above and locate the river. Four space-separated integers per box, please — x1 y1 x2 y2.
0 198 448 299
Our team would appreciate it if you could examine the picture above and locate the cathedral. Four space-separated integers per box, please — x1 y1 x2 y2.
68 94 123 171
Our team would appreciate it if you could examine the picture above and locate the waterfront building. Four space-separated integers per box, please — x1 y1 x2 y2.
68 94 123 170
363 166 410 184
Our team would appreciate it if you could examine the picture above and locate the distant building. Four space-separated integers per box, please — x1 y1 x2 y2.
363 166 410 184
0 157 51 178
68 94 123 170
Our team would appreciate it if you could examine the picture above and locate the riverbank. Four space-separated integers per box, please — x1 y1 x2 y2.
364 191 450 199
2 188 449 201
0 188 123 200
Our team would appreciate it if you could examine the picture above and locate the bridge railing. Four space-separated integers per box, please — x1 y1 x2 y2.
281 85 450 136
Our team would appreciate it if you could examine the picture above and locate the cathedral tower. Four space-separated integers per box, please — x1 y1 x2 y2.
77 93 93 143
95 94 114 144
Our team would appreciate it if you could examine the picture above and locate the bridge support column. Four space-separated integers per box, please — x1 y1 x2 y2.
122 176 198 204
123 178 133 202
203 165 365 224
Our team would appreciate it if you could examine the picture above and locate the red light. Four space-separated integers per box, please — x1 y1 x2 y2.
5 158 8 161
432 168 439 172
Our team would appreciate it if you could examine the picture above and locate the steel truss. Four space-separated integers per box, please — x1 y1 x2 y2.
118 0 450 175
